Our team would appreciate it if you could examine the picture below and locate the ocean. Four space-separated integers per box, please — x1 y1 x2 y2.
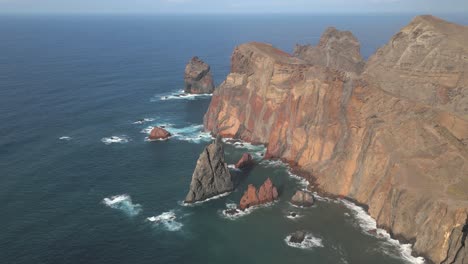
1 14 467 264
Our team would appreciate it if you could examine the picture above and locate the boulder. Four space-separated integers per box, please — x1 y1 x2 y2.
239 178 278 210
235 153 254 169
184 56 215 94
290 190 314 207
184 135 234 203
148 127 171 140
289 231 306 244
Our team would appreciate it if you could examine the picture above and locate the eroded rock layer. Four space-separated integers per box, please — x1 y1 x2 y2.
184 56 215 94
364 15 468 119
204 17 468 263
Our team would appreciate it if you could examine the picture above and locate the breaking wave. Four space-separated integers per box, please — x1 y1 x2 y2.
59 136 72 141
180 192 232 207
284 233 324 249
102 194 142 216
133 118 155 125
220 201 277 220
341 199 425 264
142 123 212 143
260 159 309 188
101 135 129 145
152 89 212 101
147 211 183 231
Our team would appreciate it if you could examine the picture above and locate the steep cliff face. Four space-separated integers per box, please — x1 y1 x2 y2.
204 17 468 263
294 27 365 74
364 15 468 119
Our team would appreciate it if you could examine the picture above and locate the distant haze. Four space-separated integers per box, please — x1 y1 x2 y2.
0 0 467 14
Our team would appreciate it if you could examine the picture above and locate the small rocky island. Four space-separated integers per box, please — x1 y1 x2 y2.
239 178 278 210
148 126 171 140
184 56 215 94
184 135 234 203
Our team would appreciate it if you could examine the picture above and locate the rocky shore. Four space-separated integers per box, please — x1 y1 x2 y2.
203 15 468 263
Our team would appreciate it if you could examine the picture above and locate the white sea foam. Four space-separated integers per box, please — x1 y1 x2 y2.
142 123 213 143
259 159 310 188
102 194 142 216
220 201 277 220
284 233 324 249
180 192 232 207
101 136 129 145
152 89 212 101
133 118 155 125
59 136 72 141
147 211 183 231
286 211 302 220
340 199 425 264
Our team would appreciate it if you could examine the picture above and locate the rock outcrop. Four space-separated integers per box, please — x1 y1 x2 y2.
364 15 468 119
239 178 278 210
290 190 314 207
184 135 234 203
148 127 171 140
235 153 254 169
184 56 215 94
294 27 365 74
204 16 468 264
289 231 306 244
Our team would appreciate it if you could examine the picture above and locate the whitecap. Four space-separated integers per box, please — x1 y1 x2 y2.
147 211 183 231
152 89 212 101
133 118 155 125
284 233 324 249
59 136 72 141
286 211 302 220
102 194 142 216
101 136 129 145
340 199 425 264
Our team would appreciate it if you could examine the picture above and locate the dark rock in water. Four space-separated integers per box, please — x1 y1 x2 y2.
289 231 306 243
148 127 171 140
184 135 234 203
224 208 240 216
184 56 215 94
239 178 278 210
290 190 314 207
235 153 254 169
289 212 297 218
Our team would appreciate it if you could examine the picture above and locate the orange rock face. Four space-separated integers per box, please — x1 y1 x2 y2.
148 127 171 140
239 178 278 210
235 153 254 169
203 17 468 264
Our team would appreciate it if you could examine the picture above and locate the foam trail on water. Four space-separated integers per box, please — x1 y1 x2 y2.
180 192 231 207
341 199 425 264
59 136 72 141
220 201 277 220
284 233 324 249
133 118 155 125
102 194 142 216
147 211 183 231
101 135 129 145
152 89 212 101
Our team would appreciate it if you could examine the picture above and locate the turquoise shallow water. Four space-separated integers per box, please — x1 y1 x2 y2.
1 14 467 264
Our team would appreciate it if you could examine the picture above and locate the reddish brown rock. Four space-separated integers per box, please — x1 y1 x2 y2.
235 153 254 169
184 56 215 94
203 16 468 264
239 178 278 210
290 190 314 207
148 127 171 140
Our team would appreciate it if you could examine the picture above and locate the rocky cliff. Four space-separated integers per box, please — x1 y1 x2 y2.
294 27 365 74
204 16 468 264
184 56 215 94
364 15 468 119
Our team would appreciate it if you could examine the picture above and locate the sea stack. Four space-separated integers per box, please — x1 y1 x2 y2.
184 56 215 94
239 178 278 210
148 127 171 140
184 135 233 203
290 190 314 207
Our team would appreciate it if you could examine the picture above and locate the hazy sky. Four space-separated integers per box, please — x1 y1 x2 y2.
0 0 467 14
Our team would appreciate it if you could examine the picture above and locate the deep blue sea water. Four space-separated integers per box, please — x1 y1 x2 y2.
1 14 467 264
